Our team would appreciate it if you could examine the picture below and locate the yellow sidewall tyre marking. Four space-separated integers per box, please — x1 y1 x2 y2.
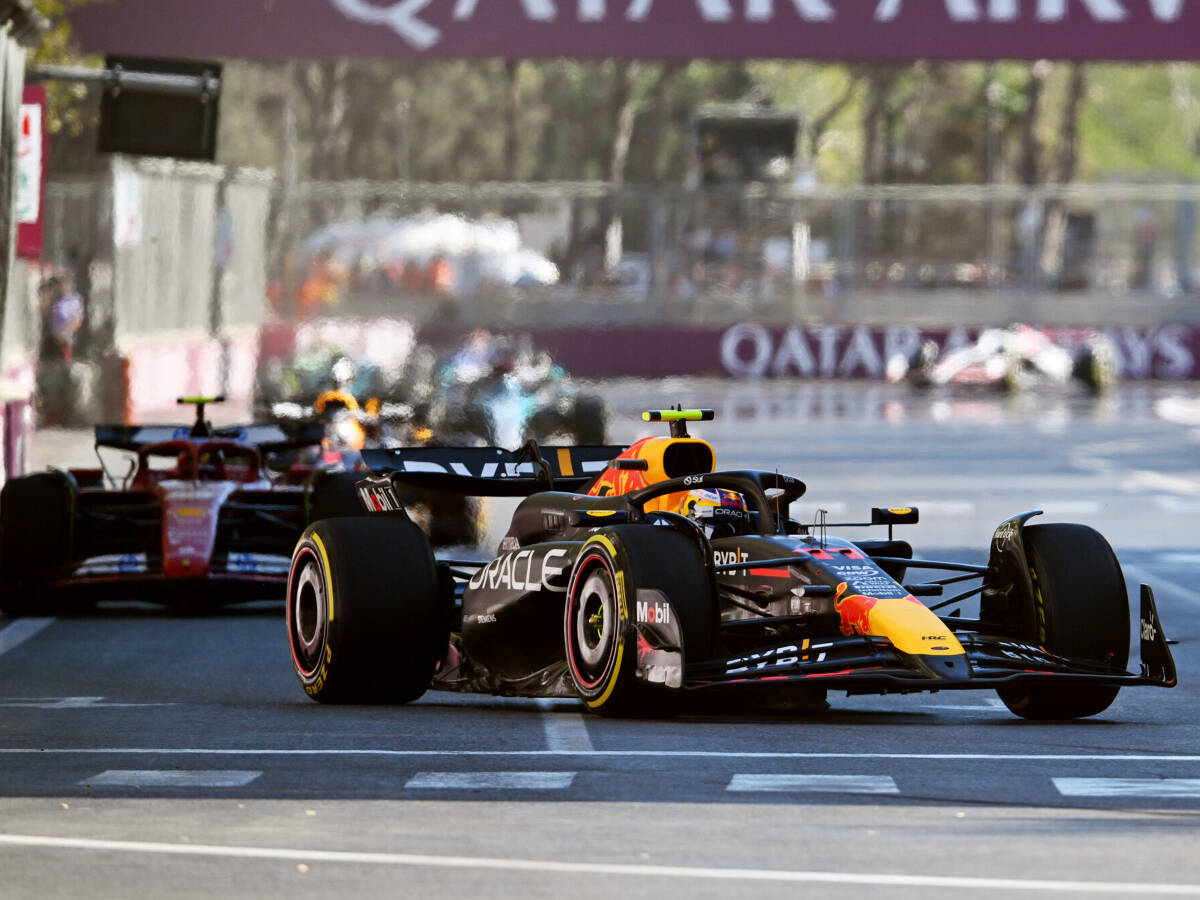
567 534 630 710
287 535 334 690
311 530 335 622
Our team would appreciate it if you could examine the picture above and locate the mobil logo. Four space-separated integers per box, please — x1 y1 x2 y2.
636 598 671 625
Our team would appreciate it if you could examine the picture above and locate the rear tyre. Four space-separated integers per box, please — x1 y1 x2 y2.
0 471 75 616
1073 340 1118 395
564 525 715 717
996 523 1129 720
287 516 446 703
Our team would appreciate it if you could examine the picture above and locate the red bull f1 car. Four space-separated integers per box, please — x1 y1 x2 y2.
286 409 1176 719
0 398 352 615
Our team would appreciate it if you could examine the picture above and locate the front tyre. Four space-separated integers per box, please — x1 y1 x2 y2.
564 526 715 717
287 516 446 704
997 523 1129 720
0 471 75 616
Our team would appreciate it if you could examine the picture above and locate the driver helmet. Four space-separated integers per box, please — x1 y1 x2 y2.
327 411 367 452
331 355 357 389
681 488 749 538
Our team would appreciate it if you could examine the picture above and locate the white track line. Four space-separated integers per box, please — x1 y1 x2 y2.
0 618 54 658
921 698 1007 712
83 770 262 788
1155 553 1200 566
0 698 174 709
1128 470 1200 496
727 774 898 794
1124 564 1200 609
405 771 574 790
0 835 1198 894
1154 497 1200 514
4 748 1200 762
1055 778 1200 798
536 700 595 753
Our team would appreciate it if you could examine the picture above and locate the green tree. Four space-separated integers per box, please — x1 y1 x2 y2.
28 0 103 172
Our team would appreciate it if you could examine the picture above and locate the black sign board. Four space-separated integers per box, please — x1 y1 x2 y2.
98 56 220 161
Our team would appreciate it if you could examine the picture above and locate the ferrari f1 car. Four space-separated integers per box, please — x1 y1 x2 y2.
285 409 1176 719
0 398 357 615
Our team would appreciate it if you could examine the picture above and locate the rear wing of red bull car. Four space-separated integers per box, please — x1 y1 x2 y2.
359 444 628 498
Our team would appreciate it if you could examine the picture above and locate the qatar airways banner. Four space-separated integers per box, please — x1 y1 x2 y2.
474 323 1200 379
71 0 1200 61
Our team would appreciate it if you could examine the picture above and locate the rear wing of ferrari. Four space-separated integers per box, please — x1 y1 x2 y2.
95 422 325 454
360 444 628 496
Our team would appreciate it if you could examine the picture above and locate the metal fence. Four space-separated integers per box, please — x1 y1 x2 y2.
27 173 1200 362
40 157 272 355
0 31 29 379
279 179 1200 329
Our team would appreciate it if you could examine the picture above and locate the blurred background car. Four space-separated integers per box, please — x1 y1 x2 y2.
886 324 1120 394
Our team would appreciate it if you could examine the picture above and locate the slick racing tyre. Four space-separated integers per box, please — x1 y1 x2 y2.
997 523 1130 720
287 516 447 703
564 525 716 717
1073 338 1119 395
0 471 75 616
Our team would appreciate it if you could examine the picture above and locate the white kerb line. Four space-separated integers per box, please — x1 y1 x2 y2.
5 749 1200 762
727 774 899 794
0 618 55 658
1124 563 1200 609
1054 778 1200 798
83 770 263 788
536 698 595 752
405 772 575 790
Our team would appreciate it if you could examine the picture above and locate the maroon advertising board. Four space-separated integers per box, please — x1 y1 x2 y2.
413 322 1200 380
16 85 44 261
72 1 1200 62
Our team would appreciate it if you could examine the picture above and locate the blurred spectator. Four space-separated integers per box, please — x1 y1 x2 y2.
427 255 453 295
671 270 697 300
39 274 84 363
266 277 284 313
1176 200 1195 294
1133 205 1159 290
401 258 425 292
708 227 738 263
297 252 342 316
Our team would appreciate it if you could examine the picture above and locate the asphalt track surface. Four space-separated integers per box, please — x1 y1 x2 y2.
3 379 1200 898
